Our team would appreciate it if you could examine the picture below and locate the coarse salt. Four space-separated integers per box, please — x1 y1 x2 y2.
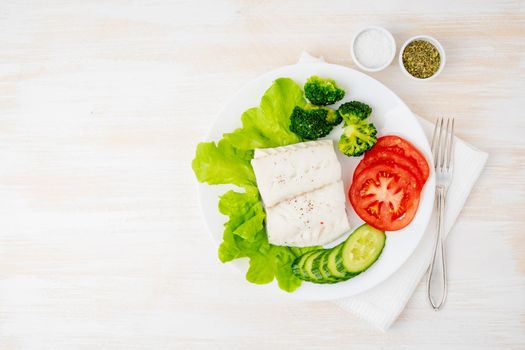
353 28 395 69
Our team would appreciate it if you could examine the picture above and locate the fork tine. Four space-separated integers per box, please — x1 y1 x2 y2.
440 118 450 170
446 118 454 170
443 118 450 170
431 117 441 158
435 118 444 169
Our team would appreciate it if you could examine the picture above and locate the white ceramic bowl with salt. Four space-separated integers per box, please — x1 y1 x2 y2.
351 26 396 72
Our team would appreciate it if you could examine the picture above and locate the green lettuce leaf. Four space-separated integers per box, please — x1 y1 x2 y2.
246 254 275 284
223 78 305 150
193 78 319 292
218 187 265 243
273 247 303 292
192 139 255 188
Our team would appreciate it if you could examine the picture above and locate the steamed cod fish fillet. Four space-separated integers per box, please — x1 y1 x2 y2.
251 140 342 207
265 180 349 247
251 140 350 247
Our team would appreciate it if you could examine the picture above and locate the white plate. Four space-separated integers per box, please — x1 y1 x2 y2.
198 62 435 301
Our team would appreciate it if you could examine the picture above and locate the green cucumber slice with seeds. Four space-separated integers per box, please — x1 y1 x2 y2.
341 224 386 274
292 250 317 281
318 251 341 283
304 250 325 282
325 245 354 280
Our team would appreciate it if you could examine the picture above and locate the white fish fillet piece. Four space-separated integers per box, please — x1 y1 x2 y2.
265 180 350 247
251 140 341 208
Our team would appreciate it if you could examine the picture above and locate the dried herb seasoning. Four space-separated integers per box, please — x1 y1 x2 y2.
402 40 441 79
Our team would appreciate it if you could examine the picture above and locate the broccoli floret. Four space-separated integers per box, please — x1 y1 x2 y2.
289 106 335 140
337 101 372 123
304 104 342 126
304 76 345 106
338 119 377 156
325 108 342 125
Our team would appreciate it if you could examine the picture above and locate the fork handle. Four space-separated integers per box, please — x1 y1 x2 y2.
427 186 447 310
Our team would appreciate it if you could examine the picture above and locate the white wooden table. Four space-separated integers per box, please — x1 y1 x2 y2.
1 1 524 348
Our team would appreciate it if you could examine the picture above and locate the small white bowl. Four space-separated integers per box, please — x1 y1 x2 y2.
351 26 396 72
399 35 446 81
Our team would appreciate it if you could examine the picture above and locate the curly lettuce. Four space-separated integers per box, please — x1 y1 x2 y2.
192 78 317 292
193 140 256 188
222 77 305 150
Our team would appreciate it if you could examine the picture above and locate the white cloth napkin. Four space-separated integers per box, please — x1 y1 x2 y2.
298 52 488 330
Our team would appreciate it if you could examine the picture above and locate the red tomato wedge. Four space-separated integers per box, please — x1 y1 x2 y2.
349 162 421 231
354 148 425 188
373 136 430 182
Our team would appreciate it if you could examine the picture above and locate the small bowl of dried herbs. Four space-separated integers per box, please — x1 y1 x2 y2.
399 35 445 81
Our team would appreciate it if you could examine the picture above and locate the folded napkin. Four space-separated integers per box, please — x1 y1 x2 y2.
298 52 488 330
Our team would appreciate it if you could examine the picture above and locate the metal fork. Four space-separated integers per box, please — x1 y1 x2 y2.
427 117 455 311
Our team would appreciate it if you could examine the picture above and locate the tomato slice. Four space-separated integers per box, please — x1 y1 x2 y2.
349 162 421 231
354 148 425 188
373 136 430 182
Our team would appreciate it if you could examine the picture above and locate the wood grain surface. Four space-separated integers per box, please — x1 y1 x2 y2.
1 0 524 349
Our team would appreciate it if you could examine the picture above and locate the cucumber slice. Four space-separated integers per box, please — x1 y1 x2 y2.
304 250 325 282
318 251 341 283
341 224 386 274
326 245 353 279
318 251 332 279
292 250 317 281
